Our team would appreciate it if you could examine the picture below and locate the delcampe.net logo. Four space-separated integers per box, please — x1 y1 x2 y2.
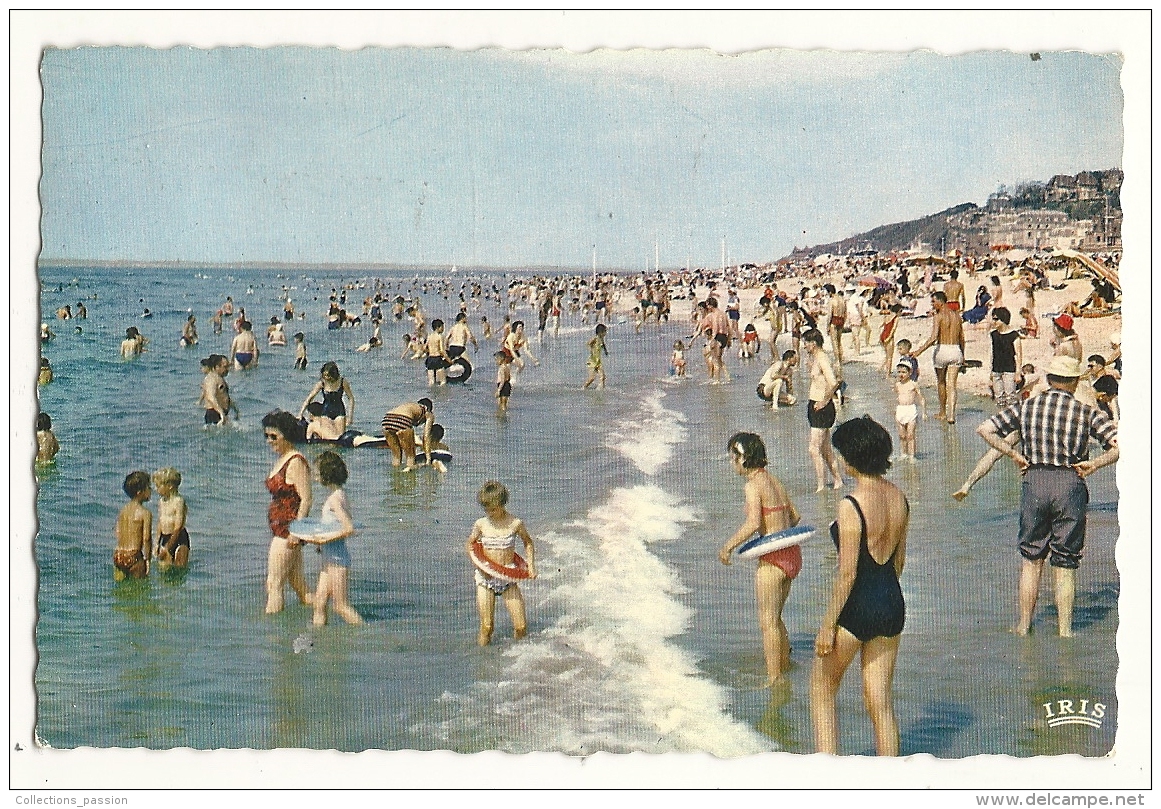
1041 698 1107 729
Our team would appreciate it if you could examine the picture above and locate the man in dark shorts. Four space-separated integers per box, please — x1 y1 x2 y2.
697 297 733 384
977 355 1118 637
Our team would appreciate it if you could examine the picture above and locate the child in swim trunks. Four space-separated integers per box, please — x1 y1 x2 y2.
36 413 59 465
293 332 307 370
466 480 537 647
293 451 362 627
893 363 926 461
495 351 513 413
152 467 190 570
114 471 152 581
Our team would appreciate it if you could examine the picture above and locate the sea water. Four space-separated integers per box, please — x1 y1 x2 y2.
33 266 1118 756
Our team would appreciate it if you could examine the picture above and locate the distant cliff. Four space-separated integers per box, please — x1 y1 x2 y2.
784 168 1122 260
784 202 978 261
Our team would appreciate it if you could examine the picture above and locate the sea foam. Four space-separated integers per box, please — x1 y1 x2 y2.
606 390 688 475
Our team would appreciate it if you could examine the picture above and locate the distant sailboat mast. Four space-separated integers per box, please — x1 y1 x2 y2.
721 237 726 272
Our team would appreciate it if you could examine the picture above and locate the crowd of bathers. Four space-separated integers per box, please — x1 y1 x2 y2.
39 246 1122 754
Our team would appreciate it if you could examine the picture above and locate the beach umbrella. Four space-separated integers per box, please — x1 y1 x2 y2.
856 275 893 288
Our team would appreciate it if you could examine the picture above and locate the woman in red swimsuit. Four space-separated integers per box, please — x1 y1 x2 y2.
262 410 313 614
719 432 803 690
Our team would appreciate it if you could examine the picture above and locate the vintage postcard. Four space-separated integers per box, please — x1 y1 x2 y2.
11 10 1149 796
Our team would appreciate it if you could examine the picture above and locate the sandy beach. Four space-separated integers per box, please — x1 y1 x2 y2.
660 266 1120 402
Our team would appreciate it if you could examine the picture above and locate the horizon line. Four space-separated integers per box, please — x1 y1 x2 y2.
35 258 765 274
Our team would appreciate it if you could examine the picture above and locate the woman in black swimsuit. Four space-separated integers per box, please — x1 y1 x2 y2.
811 416 909 756
297 361 355 435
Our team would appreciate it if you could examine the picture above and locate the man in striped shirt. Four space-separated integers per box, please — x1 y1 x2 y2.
977 355 1119 638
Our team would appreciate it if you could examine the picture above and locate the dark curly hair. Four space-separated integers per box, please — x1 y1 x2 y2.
262 410 305 444
831 416 892 476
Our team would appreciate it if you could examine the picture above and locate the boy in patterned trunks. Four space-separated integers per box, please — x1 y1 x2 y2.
114 471 152 580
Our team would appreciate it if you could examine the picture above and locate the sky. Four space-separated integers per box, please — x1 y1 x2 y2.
39 45 1122 270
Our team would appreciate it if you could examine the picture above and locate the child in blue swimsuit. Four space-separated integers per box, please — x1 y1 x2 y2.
291 451 362 627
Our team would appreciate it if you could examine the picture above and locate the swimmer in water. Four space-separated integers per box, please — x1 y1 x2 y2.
427 424 451 474
38 357 53 386
36 412 59 464
267 316 286 347
294 332 308 369
425 319 452 385
502 320 538 371
467 480 537 646
152 467 189 570
113 471 152 581
230 320 258 370
495 351 513 413
181 314 199 347
298 362 354 436
121 326 146 358
199 354 236 425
